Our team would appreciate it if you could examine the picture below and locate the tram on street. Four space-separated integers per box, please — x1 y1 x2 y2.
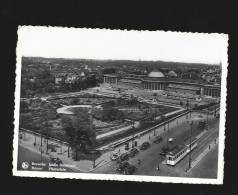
166 137 198 166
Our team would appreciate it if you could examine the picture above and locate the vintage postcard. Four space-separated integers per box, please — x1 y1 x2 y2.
13 26 228 184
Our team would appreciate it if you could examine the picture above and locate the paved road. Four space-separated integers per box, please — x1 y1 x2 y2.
91 116 219 177
17 144 78 172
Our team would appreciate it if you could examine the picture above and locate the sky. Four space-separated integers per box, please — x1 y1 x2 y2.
18 26 228 64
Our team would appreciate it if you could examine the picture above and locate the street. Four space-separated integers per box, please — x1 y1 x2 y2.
91 114 219 178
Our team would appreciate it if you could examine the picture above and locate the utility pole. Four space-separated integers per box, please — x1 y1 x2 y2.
188 121 193 169
68 146 70 157
214 97 217 116
93 153 96 168
41 134 43 147
132 120 135 148
166 122 170 149
34 132 36 146
207 111 209 130
190 102 192 118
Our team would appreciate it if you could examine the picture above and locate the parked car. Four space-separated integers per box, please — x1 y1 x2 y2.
50 156 62 165
115 161 131 173
168 137 174 143
154 136 163 144
159 151 167 156
129 148 139 157
117 153 129 163
160 146 170 156
110 151 121 161
123 165 138 175
140 142 151 150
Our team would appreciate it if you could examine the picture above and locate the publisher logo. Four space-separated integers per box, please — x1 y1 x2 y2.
22 162 29 169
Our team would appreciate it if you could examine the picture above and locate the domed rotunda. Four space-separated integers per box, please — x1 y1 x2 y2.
148 71 165 78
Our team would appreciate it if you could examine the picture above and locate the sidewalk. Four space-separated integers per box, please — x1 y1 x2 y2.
188 137 219 171
19 111 212 173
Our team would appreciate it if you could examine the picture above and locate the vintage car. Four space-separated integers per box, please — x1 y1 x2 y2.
110 151 121 161
115 161 131 173
117 153 129 163
128 148 139 157
140 142 151 150
153 136 163 144
50 156 62 165
123 165 138 175
168 137 174 143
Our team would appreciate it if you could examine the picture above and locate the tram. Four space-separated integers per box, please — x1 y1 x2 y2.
166 137 198 166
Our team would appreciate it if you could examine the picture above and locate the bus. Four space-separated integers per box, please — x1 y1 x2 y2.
166 137 198 166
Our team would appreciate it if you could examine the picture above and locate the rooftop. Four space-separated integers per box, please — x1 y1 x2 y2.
167 144 186 156
167 84 201 91
118 79 142 84
148 71 165 78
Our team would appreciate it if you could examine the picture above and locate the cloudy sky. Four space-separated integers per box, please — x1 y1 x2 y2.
18 26 228 64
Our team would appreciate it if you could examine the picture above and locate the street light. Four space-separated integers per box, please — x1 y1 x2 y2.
132 120 135 148
166 122 170 149
188 121 193 169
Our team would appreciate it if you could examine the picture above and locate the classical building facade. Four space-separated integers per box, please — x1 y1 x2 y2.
103 71 221 97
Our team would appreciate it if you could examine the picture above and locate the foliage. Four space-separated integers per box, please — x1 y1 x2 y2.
19 113 33 129
101 100 115 109
61 108 96 159
101 108 125 122
20 101 29 113
102 68 116 74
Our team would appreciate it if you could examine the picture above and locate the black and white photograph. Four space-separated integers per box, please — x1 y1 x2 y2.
13 26 228 184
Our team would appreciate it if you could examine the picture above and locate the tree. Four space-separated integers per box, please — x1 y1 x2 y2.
19 113 33 129
45 83 56 93
102 68 116 74
38 103 57 153
61 109 96 160
101 108 125 122
20 101 29 113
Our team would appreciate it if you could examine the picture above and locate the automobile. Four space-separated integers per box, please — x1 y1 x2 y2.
160 146 170 156
140 142 151 150
159 151 167 156
50 156 62 165
110 151 121 161
129 148 139 157
117 153 129 163
168 137 174 143
115 161 131 173
123 165 138 175
154 136 163 144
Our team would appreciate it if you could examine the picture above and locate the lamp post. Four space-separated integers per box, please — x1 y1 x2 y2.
132 120 135 148
207 111 209 131
188 121 193 169
93 152 96 168
166 122 170 149
34 132 36 146
190 103 192 118
214 97 217 117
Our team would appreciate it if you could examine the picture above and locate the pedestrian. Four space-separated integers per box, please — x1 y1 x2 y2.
138 159 141 165
33 142 36 147
157 165 160 171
